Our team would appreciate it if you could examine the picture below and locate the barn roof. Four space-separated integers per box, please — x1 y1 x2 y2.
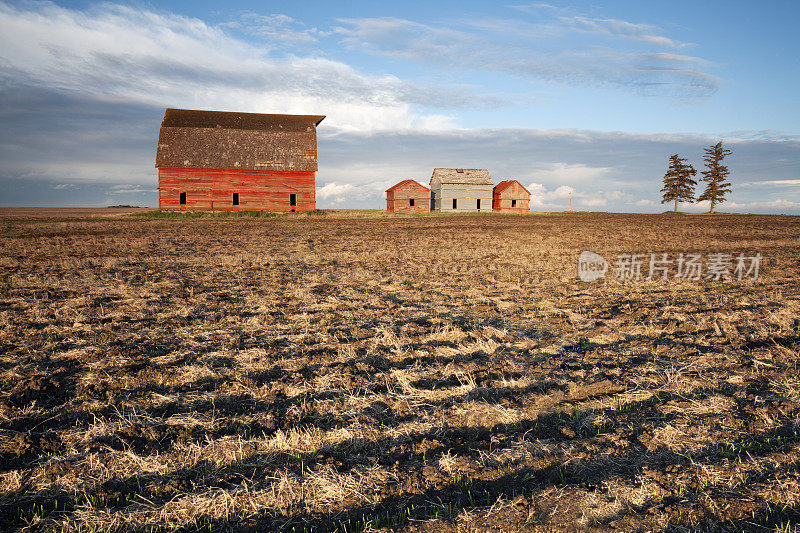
494 180 530 195
386 179 429 193
430 168 493 186
155 108 325 172
161 108 325 130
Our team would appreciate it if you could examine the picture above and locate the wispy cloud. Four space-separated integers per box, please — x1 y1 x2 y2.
509 4 687 47
0 2 503 131
761 179 800 186
335 7 716 97
231 12 321 46
740 179 800 187
564 16 681 48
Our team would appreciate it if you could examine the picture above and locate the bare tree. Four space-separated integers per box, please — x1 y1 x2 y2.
697 141 732 213
660 154 697 213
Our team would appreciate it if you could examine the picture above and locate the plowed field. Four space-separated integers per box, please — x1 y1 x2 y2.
1 212 798 532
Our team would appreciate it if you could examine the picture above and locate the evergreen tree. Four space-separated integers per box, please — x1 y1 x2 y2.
697 141 732 213
660 154 697 213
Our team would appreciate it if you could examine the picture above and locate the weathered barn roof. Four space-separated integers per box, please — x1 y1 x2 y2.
155 109 325 172
386 179 430 193
161 109 325 130
494 180 530 195
430 168 493 186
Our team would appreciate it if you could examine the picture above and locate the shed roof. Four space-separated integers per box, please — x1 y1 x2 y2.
494 180 530 195
386 179 430 193
430 168 493 186
155 108 325 172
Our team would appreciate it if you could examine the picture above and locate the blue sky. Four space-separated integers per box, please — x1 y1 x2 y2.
1 0 798 212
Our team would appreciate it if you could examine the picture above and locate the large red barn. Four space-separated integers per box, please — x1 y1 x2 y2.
386 180 431 213
155 109 325 212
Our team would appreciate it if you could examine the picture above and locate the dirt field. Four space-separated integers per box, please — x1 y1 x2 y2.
1 211 799 532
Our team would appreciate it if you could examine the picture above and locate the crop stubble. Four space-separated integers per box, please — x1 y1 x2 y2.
0 212 798 532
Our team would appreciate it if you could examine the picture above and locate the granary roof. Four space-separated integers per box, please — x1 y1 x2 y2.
494 180 530 195
155 108 325 172
386 179 430 193
430 168 493 186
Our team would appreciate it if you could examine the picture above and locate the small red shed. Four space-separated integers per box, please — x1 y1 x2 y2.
493 180 530 213
386 180 431 213
155 109 325 212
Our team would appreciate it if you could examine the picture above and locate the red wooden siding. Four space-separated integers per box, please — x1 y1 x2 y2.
493 180 530 213
158 168 316 212
386 180 430 213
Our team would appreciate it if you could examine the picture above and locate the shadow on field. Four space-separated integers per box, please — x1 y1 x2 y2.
4 393 797 532
124 417 800 533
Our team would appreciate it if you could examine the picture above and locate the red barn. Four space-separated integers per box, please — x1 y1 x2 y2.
493 180 530 213
386 180 430 212
155 109 325 212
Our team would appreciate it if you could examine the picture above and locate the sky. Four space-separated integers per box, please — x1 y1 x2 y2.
0 0 798 212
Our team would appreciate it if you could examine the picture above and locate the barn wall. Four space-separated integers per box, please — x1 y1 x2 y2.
493 198 530 213
493 182 531 212
431 183 493 211
158 168 315 211
388 184 430 213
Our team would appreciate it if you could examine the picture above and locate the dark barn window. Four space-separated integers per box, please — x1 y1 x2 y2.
452 198 457 209
290 193 297 207
233 193 239 206
477 199 481 210
512 199 517 207
410 198 415 207
179 192 186 205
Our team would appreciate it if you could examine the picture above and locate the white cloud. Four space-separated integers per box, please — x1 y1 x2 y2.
579 197 607 207
549 185 575 199
316 182 357 200
315 181 393 208
525 183 624 210
527 183 574 207
725 199 800 210
0 2 480 131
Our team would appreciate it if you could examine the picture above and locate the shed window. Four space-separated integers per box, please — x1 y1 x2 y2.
477 199 481 210
233 193 239 206
409 198 415 207
452 198 457 209
179 192 186 205
290 193 297 207
512 199 517 207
